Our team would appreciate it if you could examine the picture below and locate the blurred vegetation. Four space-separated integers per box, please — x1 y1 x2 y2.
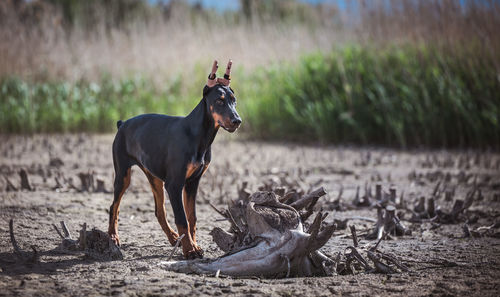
1 0 499 148
2 45 499 148
8 0 335 29
0 75 194 133
238 46 500 147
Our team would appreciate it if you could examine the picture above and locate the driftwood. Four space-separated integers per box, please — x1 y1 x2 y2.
411 186 477 224
49 157 64 168
366 186 411 241
5 177 18 191
352 183 372 207
52 221 123 261
94 178 108 193
161 187 337 277
334 227 409 275
463 222 500 238
47 171 110 193
19 168 34 191
328 184 355 212
7 219 122 266
78 172 94 192
8 219 39 265
161 185 410 277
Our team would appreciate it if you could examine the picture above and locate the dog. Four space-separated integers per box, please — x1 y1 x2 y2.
108 60 241 259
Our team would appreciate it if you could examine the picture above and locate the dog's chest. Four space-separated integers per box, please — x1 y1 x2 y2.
185 148 211 180
186 154 209 179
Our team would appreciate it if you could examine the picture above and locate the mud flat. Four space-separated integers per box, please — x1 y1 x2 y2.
1 134 499 296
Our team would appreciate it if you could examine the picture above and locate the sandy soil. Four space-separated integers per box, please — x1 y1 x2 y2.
0 134 499 296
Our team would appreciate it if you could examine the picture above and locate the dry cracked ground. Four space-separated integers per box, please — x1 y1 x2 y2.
0 134 499 296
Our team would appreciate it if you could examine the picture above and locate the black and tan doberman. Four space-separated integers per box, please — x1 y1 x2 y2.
108 60 241 259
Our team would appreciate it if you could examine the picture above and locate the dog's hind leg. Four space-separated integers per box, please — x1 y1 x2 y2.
108 165 131 246
108 135 133 246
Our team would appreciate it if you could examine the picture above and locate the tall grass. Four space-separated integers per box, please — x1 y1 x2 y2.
0 75 188 133
1 45 498 148
238 46 500 147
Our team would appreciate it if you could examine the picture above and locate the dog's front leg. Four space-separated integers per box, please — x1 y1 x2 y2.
183 176 204 256
165 179 201 259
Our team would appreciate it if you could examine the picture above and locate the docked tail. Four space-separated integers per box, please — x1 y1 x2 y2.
116 120 123 129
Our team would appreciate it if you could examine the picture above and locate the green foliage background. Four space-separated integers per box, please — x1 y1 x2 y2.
1 45 499 148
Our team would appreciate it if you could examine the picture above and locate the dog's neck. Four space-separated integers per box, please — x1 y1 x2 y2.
184 97 219 154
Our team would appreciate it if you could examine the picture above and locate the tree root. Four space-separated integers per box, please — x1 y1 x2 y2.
52 221 123 261
8 219 39 265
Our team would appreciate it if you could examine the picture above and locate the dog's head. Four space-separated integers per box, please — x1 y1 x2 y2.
203 60 241 132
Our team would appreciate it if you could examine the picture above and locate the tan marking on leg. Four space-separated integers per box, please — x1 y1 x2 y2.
108 168 131 244
141 167 179 246
183 187 197 244
201 163 210 176
176 225 201 259
185 162 201 179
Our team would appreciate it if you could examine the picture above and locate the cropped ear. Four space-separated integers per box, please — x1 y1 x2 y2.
203 85 212 97
207 60 218 87
216 59 232 86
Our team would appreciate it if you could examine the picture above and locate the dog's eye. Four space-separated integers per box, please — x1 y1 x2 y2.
216 99 224 105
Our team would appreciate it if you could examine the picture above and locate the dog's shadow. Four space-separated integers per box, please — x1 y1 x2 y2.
0 244 182 277
0 248 97 276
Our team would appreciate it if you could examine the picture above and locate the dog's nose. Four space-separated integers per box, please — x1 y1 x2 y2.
232 118 242 125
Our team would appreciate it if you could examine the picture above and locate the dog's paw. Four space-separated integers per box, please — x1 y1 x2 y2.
167 232 180 246
184 249 203 260
109 233 120 246
193 245 204 257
